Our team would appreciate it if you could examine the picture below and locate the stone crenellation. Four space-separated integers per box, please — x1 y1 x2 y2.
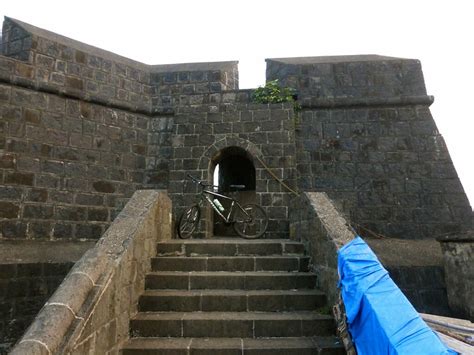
150 61 239 112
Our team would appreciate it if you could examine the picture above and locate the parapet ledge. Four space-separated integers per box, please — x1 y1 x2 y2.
266 54 415 65
3 17 239 77
266 54 430 104
150 60 238 73
437 231 474 243
4 16 149 70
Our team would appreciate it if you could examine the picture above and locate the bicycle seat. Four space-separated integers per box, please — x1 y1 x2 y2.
229 184 245 190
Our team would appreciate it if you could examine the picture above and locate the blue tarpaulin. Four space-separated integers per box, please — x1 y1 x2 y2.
338 237 457 355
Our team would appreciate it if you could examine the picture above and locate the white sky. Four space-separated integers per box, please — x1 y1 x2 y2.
1 0 473 207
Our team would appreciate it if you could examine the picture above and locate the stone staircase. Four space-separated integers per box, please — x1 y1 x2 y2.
121 239 345 354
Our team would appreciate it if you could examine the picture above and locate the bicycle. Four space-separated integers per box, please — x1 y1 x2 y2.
177 174 268 239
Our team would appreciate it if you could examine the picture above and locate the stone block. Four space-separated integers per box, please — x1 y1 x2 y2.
18 304 75 353
28 221 53 238
0 221 27 238
130 317 181 337
201 294 247 312
5 172 34 186
191 273 245 290
76 224 103 239
55 206 87 221
93 181 116 193
65 76 84 91
184 317 252 338
87 208 109 222
15 63 34 79
0 202 20 218
47 273 93 315
9 341 49 355
207 257 254 272
146 273 189 290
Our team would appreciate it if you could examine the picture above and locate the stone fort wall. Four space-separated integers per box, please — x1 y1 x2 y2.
267 56 472 239
1 17 472 242
1 16 473 352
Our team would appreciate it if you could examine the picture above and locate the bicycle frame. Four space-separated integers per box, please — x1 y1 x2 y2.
178 174 268 239
199 188 249 224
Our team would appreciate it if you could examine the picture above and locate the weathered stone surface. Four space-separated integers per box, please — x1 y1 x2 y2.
123 237 342 354
290 192 356 306
8 191 172 354
1 15 473 353
438 233 474 321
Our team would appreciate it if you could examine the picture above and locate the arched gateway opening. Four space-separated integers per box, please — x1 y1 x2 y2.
210 146 256 237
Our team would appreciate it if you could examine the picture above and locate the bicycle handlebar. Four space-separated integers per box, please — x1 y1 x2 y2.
187 174 212 187
187 173 200 183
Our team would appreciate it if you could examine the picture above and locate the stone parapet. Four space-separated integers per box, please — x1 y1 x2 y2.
266 55 427 101
9 190 172 354
1 17 152 114
150 61 239 112
289 192 356 306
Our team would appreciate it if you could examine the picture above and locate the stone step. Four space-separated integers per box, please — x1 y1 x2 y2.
139 289 326 312
156 239 305 257
145 271 317 290
122 337 345 355
151 255 310 272
129 311 335 338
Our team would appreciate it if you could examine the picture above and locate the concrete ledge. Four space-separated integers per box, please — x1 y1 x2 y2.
150 61 238 73
10 190 172 354
290 192 356 305
0 240 94 264
301 95 434 109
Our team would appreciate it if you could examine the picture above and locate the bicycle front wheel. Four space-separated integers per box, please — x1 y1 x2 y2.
177 205 200 239
233 204 268 239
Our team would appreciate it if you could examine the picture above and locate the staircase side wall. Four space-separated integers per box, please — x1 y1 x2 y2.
290 191 356 306
9 190 172 355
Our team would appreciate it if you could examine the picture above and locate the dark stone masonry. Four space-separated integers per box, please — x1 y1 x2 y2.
0 261 74 352
0 16 473 352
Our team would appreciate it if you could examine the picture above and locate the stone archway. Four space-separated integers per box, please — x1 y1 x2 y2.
198 136 263 238
212 146 256 236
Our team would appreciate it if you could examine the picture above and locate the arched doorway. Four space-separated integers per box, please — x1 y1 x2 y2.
211 146 256 237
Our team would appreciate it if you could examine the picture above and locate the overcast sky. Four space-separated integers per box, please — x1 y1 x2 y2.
1 0 473 207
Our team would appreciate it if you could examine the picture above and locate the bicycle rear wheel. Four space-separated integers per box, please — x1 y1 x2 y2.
233 204 268 239
177 205 200 239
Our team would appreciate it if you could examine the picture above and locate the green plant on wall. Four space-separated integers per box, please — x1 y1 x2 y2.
252 79 301 124
252 79 297 104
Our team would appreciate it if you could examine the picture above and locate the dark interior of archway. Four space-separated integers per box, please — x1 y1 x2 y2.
218 156 255 192
213 147 256 237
